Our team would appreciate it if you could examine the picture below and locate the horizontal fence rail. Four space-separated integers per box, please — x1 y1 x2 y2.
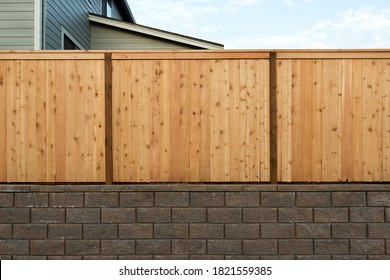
0 50 390 183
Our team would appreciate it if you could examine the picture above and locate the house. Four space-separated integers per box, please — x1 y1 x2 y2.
0 0 223 50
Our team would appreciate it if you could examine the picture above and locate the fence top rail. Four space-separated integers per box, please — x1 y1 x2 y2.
0 51 105 60
1 49 390 60
276 49 390 59
111 50 270 60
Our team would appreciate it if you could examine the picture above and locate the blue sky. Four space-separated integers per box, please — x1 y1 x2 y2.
127 0 390 49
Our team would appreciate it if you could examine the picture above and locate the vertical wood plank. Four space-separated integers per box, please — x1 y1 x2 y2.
341 59 353 181
333 60 343 181
261 59 271 182
239 60 250 181
301 60 313 181
7 60 19 181
35 60 46 182
325 59 342 181
54 60 67 182
112 60 121 181
140 61 152 182
291 60 302 181
352 60 363 181
169 60 181 181
178 60 190 181
199 60 210 182
221 59 230 181
247 59 257 181
362 60 373 181
229 60 240 181
18 61 28 182
277 59 292 182
383 59 390 180
160 60 170 181
276 59 284 181
127 60 137 181
311 60 323 181
210 59 221 181
372 60 383 181
75 61 87 182
15 61 25 181
321 60 332 181
189 60 201 182
45 60 57 182
150 60 162 182
84 60 96 181
26 61 40 182
0 60 7 181
94 60 106 182
65 60 77 182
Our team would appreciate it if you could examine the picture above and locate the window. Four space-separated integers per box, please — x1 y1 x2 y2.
107 0 112 17
61 27 83 50
102 0 112 17
63 34 80 50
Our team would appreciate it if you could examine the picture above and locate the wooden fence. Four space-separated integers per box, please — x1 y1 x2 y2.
112 53 270 182
0 50 390 183
0 53 106 183
277 52 390 182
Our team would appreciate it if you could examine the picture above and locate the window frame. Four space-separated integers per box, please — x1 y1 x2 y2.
61 26 84 50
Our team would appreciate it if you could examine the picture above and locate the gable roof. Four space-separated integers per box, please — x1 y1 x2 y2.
89 14 224 50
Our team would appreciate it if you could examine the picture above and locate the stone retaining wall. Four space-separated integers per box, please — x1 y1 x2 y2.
1 184 390 260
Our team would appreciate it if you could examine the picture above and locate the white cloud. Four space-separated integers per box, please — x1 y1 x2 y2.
228 7 390 48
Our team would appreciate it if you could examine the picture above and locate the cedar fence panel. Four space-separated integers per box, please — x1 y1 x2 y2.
111 52 271 182
276 52 390 182
0 53 106 183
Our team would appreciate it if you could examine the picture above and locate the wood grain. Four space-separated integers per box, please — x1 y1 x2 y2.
0 55 105 183
112 56 270 182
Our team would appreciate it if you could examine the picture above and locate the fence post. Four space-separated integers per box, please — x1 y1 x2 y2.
104 52 113 184
269 52 278 184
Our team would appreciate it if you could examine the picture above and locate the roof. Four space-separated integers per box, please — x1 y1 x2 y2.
89 14 224 50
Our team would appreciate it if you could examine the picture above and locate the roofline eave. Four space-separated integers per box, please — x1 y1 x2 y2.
89 14 224 50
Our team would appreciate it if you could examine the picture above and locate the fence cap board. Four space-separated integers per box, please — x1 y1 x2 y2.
276 50 390 59
2 50 390 60
0 51 105 60
111 51 270 60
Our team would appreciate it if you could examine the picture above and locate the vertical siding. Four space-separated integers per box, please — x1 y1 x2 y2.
44 0 100 50
0 0 35 50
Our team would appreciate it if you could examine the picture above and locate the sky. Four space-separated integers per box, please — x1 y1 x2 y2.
126 0 390 49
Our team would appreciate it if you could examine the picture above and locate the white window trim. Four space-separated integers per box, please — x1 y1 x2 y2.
61 26 85 50
34 0 43 50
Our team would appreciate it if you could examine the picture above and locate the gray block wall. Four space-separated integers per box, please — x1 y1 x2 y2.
1 184 390 260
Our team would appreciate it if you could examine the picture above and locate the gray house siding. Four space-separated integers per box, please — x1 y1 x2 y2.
44 0 101 49
91 23 197 50
0 0 35 50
